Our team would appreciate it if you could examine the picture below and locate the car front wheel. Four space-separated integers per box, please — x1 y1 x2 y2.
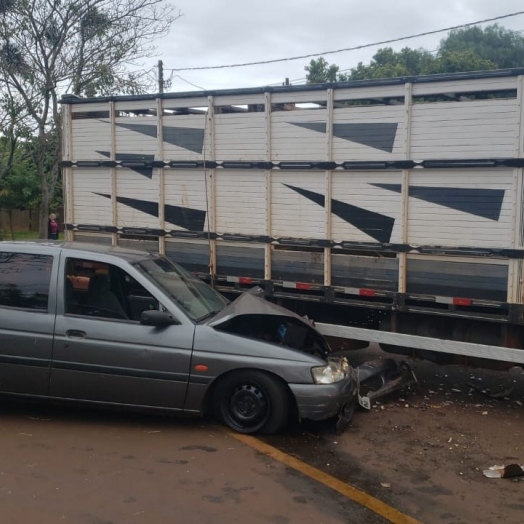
214 371 290 434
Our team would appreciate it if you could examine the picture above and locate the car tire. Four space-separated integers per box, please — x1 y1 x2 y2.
214 370 290 435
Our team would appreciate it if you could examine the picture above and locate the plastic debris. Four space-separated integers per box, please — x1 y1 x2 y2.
380 482 391 488
483 464 524 479
467 382 514 399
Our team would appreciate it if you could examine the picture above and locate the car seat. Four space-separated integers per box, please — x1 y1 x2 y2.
86 274 128 319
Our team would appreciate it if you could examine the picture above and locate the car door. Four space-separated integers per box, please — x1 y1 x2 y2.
0 246 57 395
49 253 195 410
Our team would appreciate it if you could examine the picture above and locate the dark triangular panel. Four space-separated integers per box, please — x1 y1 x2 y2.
163 126 205 154
288 122 327 135
115 122 157 139
96 151 155 179
333 123 398 153
114 123 205 154
95 193 206 231
288 122 398 152
284 184 394 243
371 183 505 221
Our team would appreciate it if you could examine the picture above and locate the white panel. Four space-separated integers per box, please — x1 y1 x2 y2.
114 100 158 112
116 168 160 229
271 109 327 160
271 91 328 104
215 171 266 235
271 172 326 238
407 169 513 248
215 113 266 160
71 119 112 160
214 94 265 106
332 105 406 161
334 85 405 101
71 102 110 113
411 99 517 159
411 76 518 96
331 171 403 243
114 116 157 156
164 97 209 109
72 169 113 225
163 169 209 231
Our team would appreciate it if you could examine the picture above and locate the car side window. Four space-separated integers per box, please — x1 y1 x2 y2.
65 258 159 321
0 252 53 311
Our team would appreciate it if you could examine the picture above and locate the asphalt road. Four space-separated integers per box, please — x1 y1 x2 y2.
1 346 523 524
0 400 390 524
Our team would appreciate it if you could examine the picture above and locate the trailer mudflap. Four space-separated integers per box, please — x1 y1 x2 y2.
356 359 418 410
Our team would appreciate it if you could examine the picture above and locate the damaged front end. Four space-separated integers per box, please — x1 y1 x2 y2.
355 359 418 410
207 290 417 431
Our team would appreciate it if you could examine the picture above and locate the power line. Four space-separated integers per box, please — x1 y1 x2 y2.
173 74 206 90
167 10 524 72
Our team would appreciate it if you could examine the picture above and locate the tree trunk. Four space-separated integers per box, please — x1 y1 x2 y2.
39 189 51 239
8 211 14 240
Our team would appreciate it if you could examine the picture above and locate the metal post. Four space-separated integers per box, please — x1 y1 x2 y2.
158 60 164 94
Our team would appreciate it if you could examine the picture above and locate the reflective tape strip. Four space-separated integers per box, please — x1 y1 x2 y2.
226 276 255 285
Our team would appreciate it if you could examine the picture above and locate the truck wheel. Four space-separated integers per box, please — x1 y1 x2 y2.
214 371 290 434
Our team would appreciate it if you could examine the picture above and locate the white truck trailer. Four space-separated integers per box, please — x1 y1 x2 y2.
61 68 524 369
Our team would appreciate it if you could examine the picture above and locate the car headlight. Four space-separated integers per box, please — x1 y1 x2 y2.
311 361 346 384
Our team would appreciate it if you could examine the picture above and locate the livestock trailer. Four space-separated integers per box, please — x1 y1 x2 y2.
61 68 524 368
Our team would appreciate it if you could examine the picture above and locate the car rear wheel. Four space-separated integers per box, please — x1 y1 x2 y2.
214 371 290 434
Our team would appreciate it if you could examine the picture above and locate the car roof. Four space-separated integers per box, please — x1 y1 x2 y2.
0 240 158 263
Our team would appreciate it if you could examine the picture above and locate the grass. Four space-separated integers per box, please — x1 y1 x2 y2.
12 230 40 240
1 230 64 241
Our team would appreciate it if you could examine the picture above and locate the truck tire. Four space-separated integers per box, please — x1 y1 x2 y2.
214 370 290 434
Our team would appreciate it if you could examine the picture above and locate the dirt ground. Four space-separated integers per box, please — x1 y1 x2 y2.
0 345 523 523
266 345 524 524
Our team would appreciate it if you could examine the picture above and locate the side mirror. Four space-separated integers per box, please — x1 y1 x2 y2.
140 310 180 327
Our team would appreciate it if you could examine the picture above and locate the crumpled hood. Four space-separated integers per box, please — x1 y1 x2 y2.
205 291 311 328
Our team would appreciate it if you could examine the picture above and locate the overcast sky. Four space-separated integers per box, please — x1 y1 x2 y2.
144 0 524 93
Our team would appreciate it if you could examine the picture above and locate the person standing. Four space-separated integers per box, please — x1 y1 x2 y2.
48 213 59 240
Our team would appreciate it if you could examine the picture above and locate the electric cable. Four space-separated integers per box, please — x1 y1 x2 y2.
166 10 524 72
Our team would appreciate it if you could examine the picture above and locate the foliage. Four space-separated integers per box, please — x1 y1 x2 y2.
0 165 40 213
440 25 524 70
0 0 180 238
305 24 524 84
304 57 348 84
0 145 40 239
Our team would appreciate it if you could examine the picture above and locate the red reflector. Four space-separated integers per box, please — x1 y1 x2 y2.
359 288 376 297
453 297 472 306
239 277 253 285
194 364 208 372
296 282 311 290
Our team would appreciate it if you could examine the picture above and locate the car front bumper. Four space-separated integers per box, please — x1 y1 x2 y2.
288 376 358 423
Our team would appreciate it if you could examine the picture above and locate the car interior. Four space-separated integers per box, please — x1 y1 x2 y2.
65 258 159 321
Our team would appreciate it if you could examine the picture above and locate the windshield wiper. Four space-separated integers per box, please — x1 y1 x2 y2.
196 310 222 323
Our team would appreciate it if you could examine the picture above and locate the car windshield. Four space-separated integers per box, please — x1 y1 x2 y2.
134 257 228 321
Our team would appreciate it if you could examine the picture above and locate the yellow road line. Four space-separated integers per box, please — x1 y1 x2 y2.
225 430 422 524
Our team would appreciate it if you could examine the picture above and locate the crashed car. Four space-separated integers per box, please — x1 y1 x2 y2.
0 241 413 434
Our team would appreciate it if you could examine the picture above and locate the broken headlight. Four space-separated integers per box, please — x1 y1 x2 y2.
311 361 347 384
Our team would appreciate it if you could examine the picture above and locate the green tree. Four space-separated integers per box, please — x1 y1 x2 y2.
305 57 348 84
0 0 180 239
305 24 524 84
0 144 40 239
349 47 437 80
440 25 524 70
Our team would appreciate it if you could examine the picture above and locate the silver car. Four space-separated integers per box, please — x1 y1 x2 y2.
0 241 357 434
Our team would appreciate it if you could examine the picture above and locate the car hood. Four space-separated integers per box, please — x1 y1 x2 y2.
204 290 312 328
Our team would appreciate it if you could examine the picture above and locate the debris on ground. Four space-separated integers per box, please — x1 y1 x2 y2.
483 464 524 479
467 382 515 399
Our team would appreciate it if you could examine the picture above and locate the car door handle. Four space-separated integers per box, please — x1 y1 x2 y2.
66 330 86 339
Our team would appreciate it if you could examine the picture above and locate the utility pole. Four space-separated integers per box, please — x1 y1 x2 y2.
158 60 164 94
